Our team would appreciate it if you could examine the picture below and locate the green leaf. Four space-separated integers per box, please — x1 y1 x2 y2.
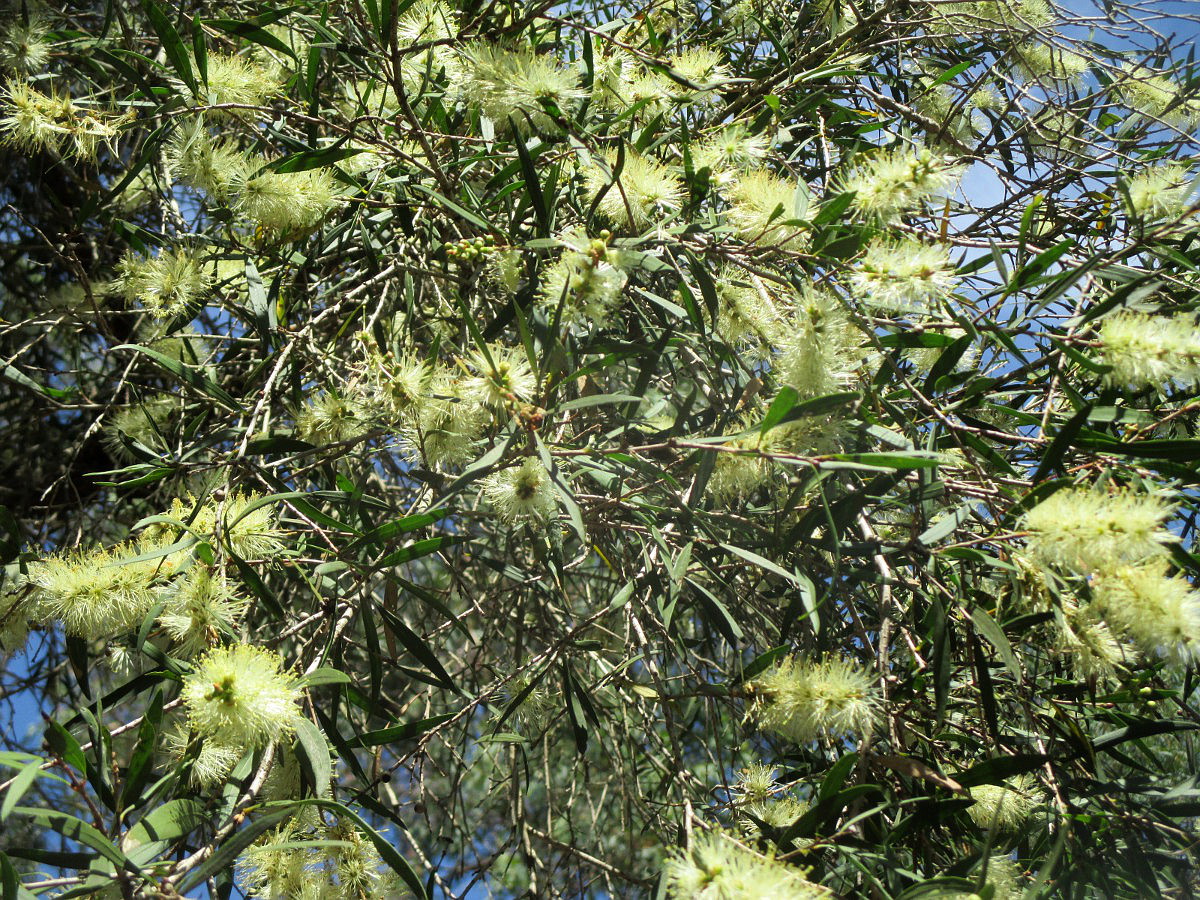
0 852 36 900
272 146 365 173
1 763 47 822
919 503 974 547
191 14 206 85
740 645 787 682
120 689 163 809
43 720 86 776
12 808 130 872
203 16 299 61
931 60 974 86
142 0 196 95
409 183 493 230
244 257 276 339
374 535 467 569
300 667 353 688
760 386 799 435
829 452 943 470
813 192 856 226
346 509 446 552
819 754 860 803
112 344 241 411
2 364 74 399
293 718 333 799
123 799 208 862
557 393 646 412
969 607 1022 680
352 713 455 748
373 602 460 693
719 542 803 586
1008 240 1074 292
513 136 550 238
951 754 1047 788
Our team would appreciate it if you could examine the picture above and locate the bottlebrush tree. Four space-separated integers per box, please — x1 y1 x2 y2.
1 0 1199 896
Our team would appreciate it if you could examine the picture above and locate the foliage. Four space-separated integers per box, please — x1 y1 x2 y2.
1 0 1199 896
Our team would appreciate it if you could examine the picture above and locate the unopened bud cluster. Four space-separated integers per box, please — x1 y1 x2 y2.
444 233 498 262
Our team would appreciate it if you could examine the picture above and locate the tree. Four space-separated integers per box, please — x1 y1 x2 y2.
1 0 1199 895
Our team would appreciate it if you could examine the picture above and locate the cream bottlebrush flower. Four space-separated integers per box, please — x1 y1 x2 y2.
1097 310 1200 390
396 3 461 94
465 344 537 407
1055 598 1137 682
398 0 458 46
741 796 811 839
1010 40 1091 83
707 438 774 503
165 120 253 199
1123 164 1196 222
405 367 493 467
589 44 640 112
966 776 1038 831
693 124 770 185
1 80 66 155
537 233 628 327
664 832 829 899
926 0 1053 36
731 764 778 803
0 588 29 657
27 545 159 638
238 821 322 898
239 819 404 899
361 351 431 425
115 248 210 319
295 389 366 446
1 79 123 160
667 47 730 103
205 492 289 560
839 146 962 222
774 288 861 398
712 268 782 348
163 726 245 789
103 394 180 460
395 0 460 92
183 643 302 749
624 68 675 117
150 491 289 560
487 247 524 293
1117 63 1200 128
1090 563 1200 665
235 166 341 237
186 52 278 111
481 457 558 524
0 16 53 74
457 42 585 132
588 151 684 230
978 854 1025 900
326 818 404 899
969 84 1005 113
1021 486 1176 573
157 567 249 658
499 673 558 734
724 169 809 250
751 655 881 743
916 84 982 147
849 237 957 313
